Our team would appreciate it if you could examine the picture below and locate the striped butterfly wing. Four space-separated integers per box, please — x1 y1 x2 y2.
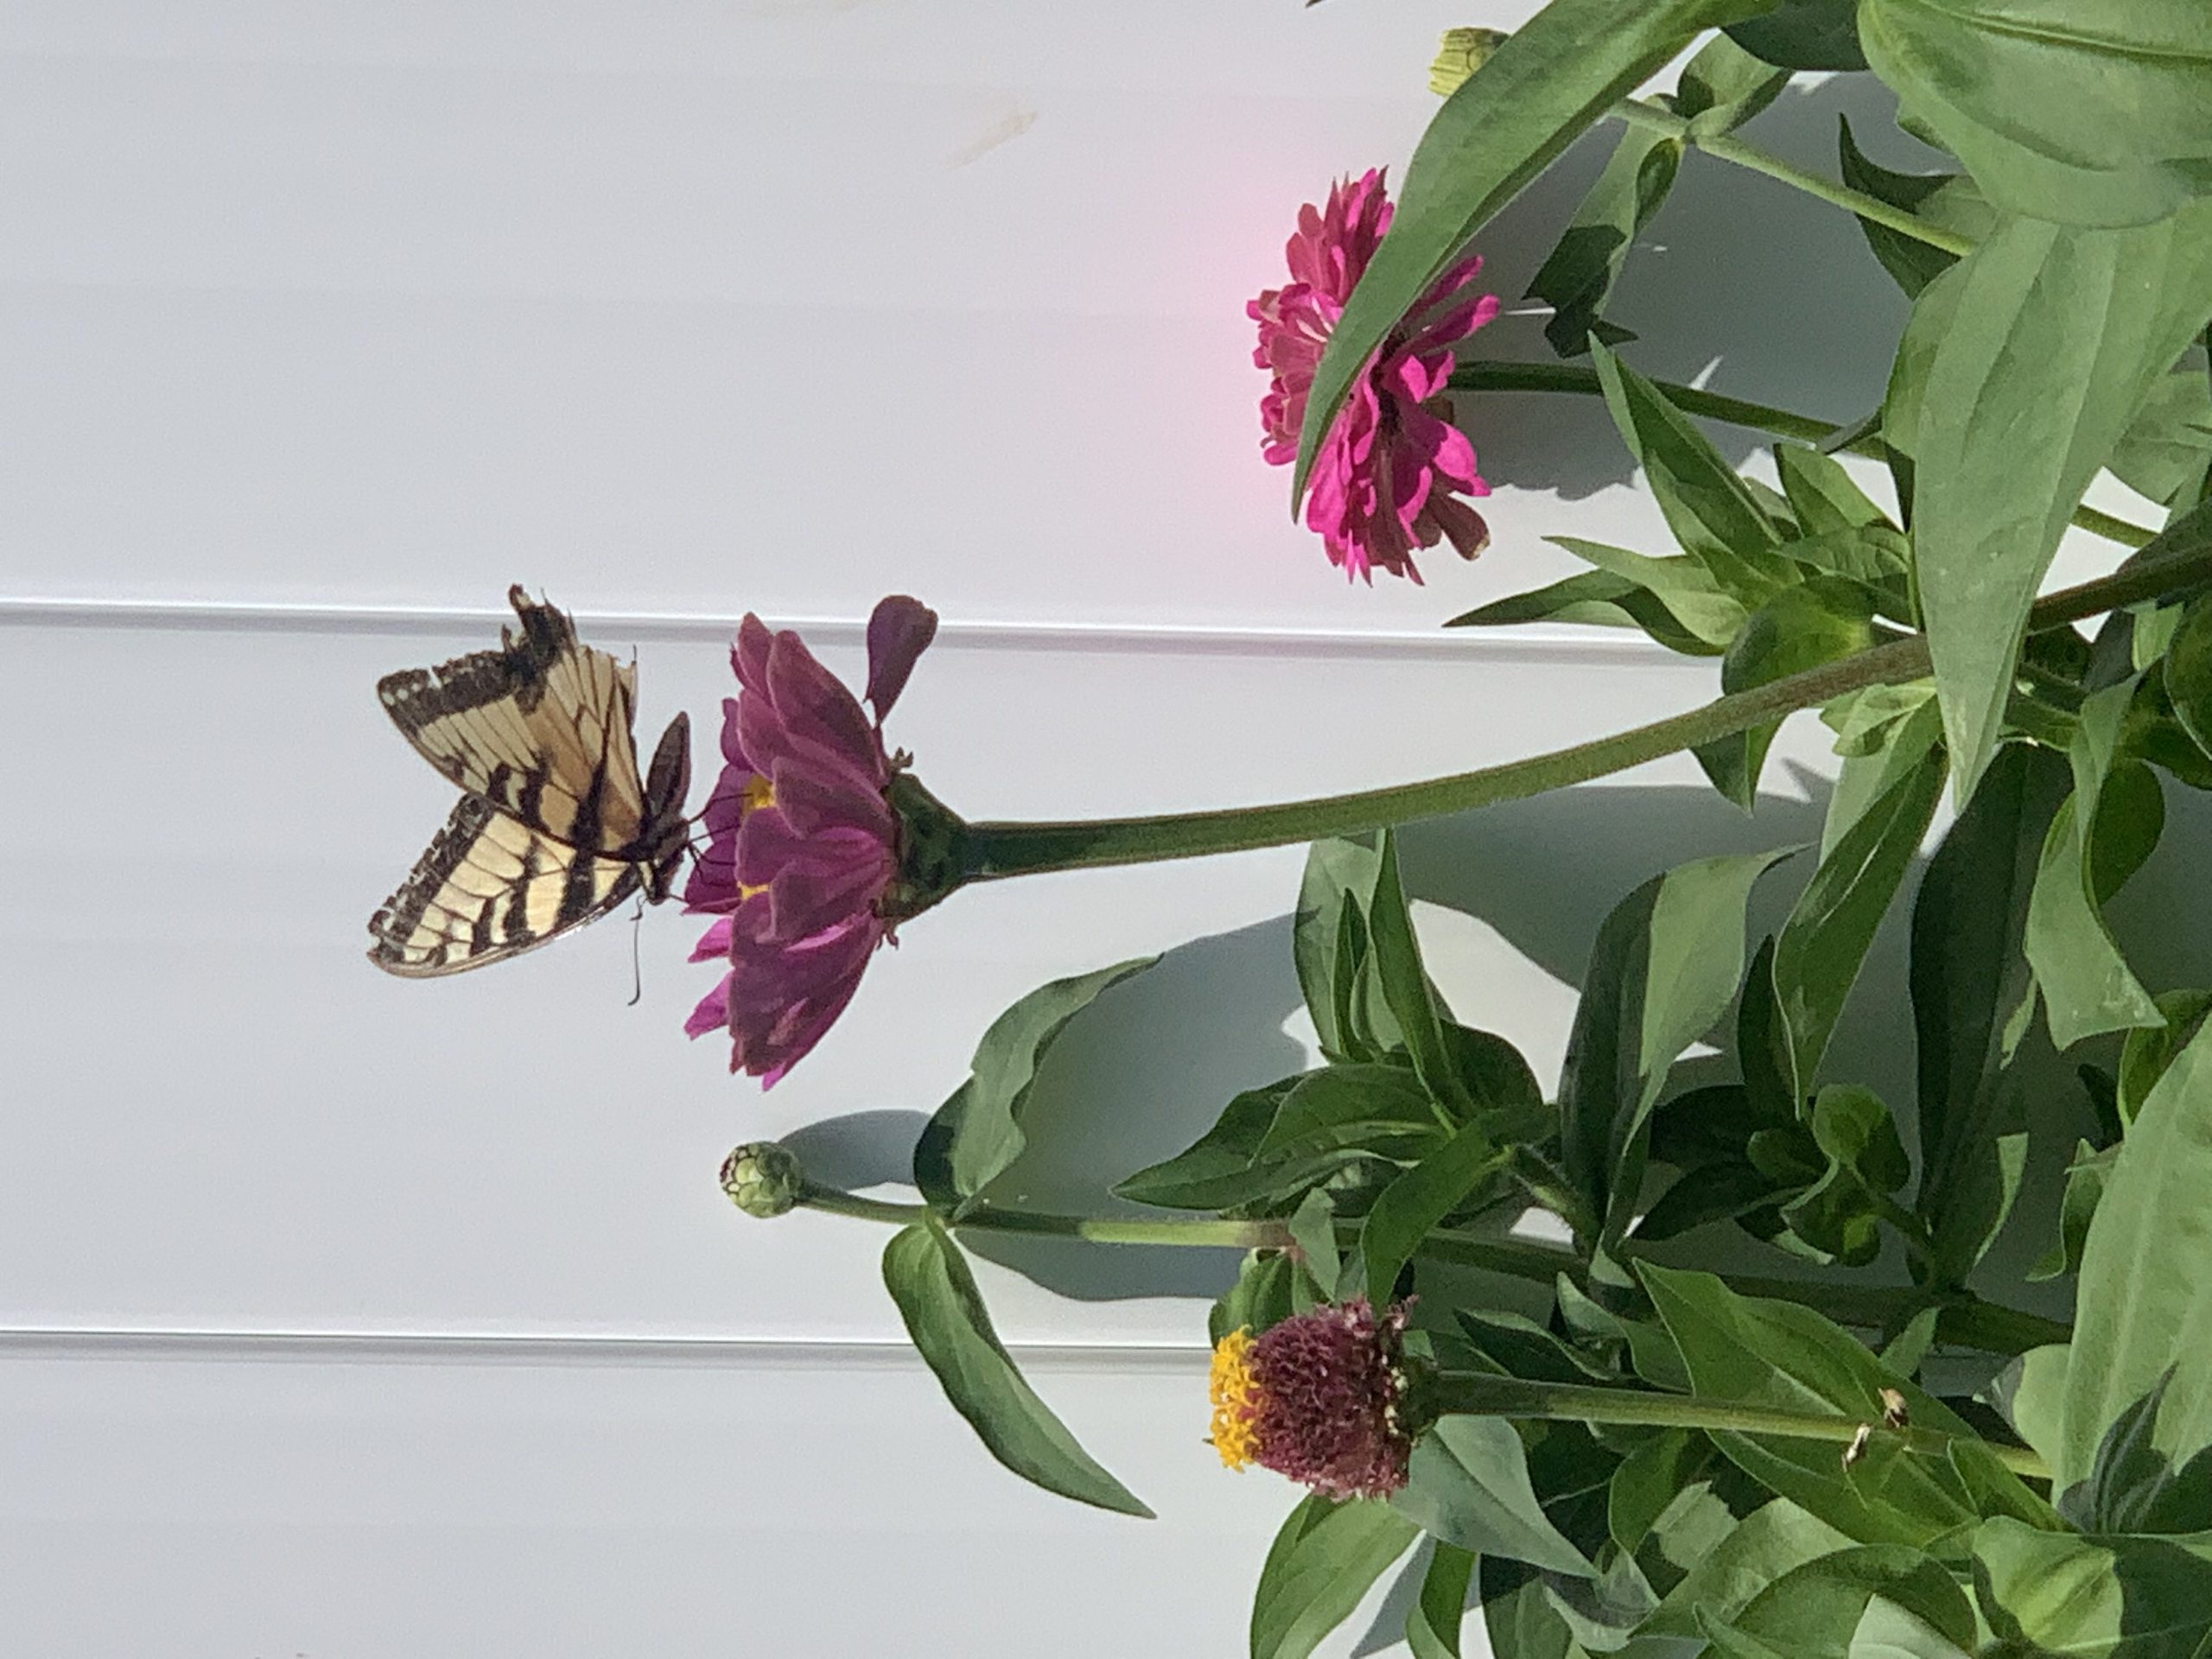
367 795 648 976
367 588 692 976
375 586 652 858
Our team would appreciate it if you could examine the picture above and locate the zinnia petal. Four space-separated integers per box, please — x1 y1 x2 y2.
864 595 938 722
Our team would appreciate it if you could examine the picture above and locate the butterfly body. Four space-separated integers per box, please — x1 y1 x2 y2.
368 587 691 976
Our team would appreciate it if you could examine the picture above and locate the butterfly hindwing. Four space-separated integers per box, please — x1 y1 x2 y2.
367 796 646 976
367 588 690 976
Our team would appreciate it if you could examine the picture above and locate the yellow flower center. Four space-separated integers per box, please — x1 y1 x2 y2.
1208 1328 1262 1470
738 774 777 900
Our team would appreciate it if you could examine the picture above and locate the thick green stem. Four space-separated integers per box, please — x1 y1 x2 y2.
1425 1369 2049 1480
1446 360 2155 550
958 636 1930 877
1611 98 1974 258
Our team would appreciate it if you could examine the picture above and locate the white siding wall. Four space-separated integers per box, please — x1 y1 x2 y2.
1 5 2131 1653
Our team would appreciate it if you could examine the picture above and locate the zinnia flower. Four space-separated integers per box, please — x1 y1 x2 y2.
683 595 938 1085
1208 1298 1415 1499
1249 168 1500 584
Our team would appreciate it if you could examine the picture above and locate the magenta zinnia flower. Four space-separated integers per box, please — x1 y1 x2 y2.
1209 1299 1415 1499
683 595 938 1085
1249 168 1500 584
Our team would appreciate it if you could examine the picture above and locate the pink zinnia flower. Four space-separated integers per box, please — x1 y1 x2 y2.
1209 1299 1416 1499
1249 168 1500 584
683 595 938 1086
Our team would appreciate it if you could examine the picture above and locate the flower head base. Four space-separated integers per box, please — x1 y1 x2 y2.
684 595 941 1086
1208 1299 1415 1500
721 1141 805 1218
1249 168 1501 584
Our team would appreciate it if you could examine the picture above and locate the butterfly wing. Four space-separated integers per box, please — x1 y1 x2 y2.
367 588 692 976
367 795 646 976
374 586 650 855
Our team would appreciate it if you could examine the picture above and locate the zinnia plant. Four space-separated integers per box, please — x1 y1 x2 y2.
369 1 2212 1655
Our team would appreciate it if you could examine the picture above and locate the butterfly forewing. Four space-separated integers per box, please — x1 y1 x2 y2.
367 587 690 976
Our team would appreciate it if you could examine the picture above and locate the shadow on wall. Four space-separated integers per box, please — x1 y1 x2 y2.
1463 73 1921 505
801 772 2212 1313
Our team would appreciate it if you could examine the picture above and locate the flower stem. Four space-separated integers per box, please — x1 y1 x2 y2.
1424 1369 2049 1480
1446 359 2156 550
1611 97 1974 258
957 507 2212 880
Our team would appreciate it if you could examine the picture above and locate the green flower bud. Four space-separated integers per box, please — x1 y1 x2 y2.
721 1141 805 1218
1430 28 1509 98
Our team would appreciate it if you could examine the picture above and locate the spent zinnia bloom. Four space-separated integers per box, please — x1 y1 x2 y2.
1208 1299 1415 1499
1249 168 1500 584
683 595 938 1085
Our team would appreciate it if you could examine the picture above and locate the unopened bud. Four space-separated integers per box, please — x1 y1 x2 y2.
1431 28 1509 98
721 1141 804 1218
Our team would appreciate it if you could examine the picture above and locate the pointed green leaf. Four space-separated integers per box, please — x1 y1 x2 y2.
1393 1415 1597 1579
1726 0 1865 69
1560 850 1791 1237
913 957 1155 1213
2062 1014 2212 1492
1834 116 1991 297
1363 1126 1504 1305
1899 204 2212 798
882 1220 1151 1516
1445 566 1729 655
1406 1541 1475 1659
1250 1494 1421 1659
1973 1517 2212 1659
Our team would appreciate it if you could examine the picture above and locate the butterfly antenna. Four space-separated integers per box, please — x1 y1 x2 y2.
627 894 646 1007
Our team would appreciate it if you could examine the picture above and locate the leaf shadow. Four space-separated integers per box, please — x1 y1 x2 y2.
1464 73 1922 504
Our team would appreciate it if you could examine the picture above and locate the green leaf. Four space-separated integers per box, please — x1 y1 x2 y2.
1777 441 1897 537
1859 0 2212 227
1673 29 1792 134
1444 567 1729 656
1911 741 2072 1280
1286 1189 1341 1302
1834 116 1993 297
1897 203 2212 798
1258 1065 1447 1160
1779 1085 1916 1267
1847 1598 1974 1659
1821 691 1942 860
1771 727 1947 1094
1640 1264 1999 1546
1292 0 1767 502
1592 342 1795 605
2113 360 2212 512
1212 1249 1297 1345
881 1220 1151 1516
1115 1077 1298 1211
1249 1494 1421 1659
1546 537 1751 650
2026 1137 2117 1282
1607 1427 1704 1555
1482 1557 1592 1659
1621 1498 1857 1653
1725 1546 1980 1657
2026 683 2164 1050
1407 1541 1475 1659
913 957 1155 1214
2067 1374 2212 1535
1368 831 1466 1110
1726 0 1866 70
1973 1517 2212 1659
1395 1415 1597 1579
1698 581 1879 809
2164 594 2212 763
2120 990 2212 1127
1296 836 1403 1064
1559 850 1791 1240
2062 1014 2212 1492
1363 1126 1504 1306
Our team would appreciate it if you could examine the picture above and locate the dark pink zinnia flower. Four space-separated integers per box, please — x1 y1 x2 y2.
1209 1298 1415 1499
1249 168 1500 584
683 595 938 1086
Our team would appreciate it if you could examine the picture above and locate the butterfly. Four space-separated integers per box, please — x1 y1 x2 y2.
367 586 692 976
